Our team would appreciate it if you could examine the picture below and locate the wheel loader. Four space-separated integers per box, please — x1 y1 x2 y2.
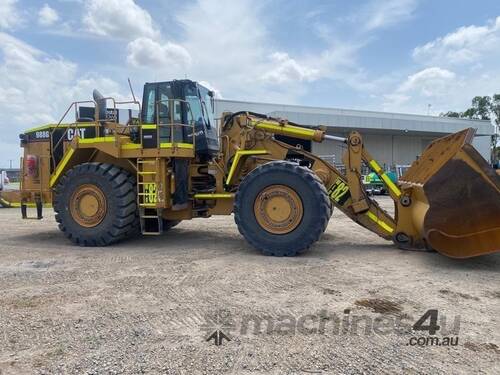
1 79 499 258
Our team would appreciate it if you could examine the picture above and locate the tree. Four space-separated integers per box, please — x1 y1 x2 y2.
492 95 500 166
441 95 493 120
440 94 499 165
491 94 500 126
440 111 461 118
470 96 491 120
461 107 477 119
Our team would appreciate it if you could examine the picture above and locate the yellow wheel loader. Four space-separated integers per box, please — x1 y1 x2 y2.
1 79 499 258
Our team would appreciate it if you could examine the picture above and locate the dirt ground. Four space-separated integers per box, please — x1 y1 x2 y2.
0 196 498 374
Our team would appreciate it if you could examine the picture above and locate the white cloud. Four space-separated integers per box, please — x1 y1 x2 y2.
383 17 500 115
169 0 334 103
126 37 191 69
413 16 500 65
262 52 319 84
305 0 418 95
0 33 125 166
122 0 372 103
175 0 266 84
0 33 75 123
398 67 456 97
0 0 21 30
38 4 60 27
362 0 418 31
383 67 461 113
381 66 499 115
83 0 158 39
122 0 308 103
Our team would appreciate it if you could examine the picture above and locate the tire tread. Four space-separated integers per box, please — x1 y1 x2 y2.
234 160 331 256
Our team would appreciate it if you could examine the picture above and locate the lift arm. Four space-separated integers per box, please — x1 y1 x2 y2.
223 112 500 258
224 112 398 240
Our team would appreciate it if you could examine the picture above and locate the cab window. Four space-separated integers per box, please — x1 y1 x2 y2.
184 84 203 125
142 85 156 123
158 83 173 123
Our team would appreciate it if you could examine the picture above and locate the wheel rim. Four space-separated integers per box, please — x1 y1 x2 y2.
254 185 304 234
70 184 107 228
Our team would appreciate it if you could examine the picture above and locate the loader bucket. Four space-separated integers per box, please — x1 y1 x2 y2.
400 128 500 258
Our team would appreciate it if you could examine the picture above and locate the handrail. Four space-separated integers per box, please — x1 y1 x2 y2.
155 98 196 150
49 97 142 170
50 100 98 171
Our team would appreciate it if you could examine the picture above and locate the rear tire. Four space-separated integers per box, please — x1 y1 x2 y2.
234 161 331 256
54 163 139 246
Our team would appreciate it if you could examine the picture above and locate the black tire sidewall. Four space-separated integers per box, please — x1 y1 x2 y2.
57 173 116 239
236 162 329 255
54 164 137 245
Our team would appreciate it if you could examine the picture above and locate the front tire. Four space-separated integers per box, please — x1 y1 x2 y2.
234 161 331 256
53 163 139 246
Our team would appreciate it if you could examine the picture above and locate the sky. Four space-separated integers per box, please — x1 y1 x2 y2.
0 0 500 167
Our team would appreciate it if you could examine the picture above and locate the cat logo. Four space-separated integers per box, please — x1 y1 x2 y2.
67 128 87 140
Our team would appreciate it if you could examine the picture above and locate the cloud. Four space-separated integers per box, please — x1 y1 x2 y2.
83 0 158 39
383 67 455 112
361 0 418 31
383 16 500 115
398 67 456 96
170 0 331 102
0 0 21 30
126 37 191 69
0 32 125 166
383 67 460 113
413 16 500 65
115 0 410 105
121 0 369 104
302 0 418 95
122 0 308 103
0 33 75 122
262 52 319 84
38 4 60 27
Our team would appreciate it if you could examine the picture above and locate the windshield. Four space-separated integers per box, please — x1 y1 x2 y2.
142 80 215 127
198 85 215 128
184 84 204 126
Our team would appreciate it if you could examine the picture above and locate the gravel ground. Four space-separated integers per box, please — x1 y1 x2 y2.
0 196 498 374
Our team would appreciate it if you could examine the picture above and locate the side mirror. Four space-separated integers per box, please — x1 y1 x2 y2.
208 91 215 113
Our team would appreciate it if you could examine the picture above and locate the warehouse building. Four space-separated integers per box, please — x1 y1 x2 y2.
215 99 494 169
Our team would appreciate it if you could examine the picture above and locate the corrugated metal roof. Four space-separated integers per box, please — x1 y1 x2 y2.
215 99 494 136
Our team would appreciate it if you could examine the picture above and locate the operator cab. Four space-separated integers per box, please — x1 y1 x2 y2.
141 80 219 159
